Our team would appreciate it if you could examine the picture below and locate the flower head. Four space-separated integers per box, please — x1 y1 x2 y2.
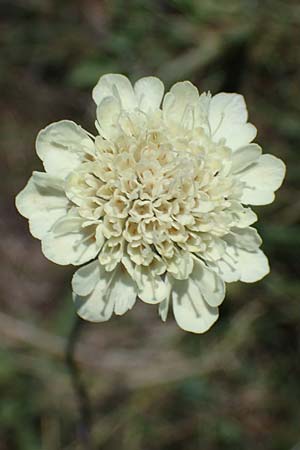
16 74 285 333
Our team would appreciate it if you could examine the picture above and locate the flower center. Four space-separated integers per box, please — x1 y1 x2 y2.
66 112 244 277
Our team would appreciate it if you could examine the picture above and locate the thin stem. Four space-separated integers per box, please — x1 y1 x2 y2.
65 316 93 449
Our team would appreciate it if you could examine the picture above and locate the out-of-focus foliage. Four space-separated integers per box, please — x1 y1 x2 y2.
0 1 299 449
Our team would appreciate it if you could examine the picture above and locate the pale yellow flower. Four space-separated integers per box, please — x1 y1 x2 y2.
16 74 285 333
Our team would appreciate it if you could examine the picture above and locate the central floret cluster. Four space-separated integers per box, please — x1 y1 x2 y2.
16 74 285 333
67 110 246 286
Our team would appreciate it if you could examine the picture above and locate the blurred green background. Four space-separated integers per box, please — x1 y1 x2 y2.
1 0 300 449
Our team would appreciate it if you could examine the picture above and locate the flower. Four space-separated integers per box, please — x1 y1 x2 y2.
16 74 285 333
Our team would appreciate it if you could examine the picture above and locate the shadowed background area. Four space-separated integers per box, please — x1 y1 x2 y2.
1 0 300 449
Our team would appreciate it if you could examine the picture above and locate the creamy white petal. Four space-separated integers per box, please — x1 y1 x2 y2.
64 166 92 206
194 259 225 307
15 171 68 239
134 76 164 112
231 144 262 173
237 248 269 282
158 276 172 322
172 272 219 333
202 237 226 262
92 73 136 110
121 254 136 279
15 172 65 218
239 154 286 205
209 93 257 150
36 121 94 178
73 267 115 322
166 251 194 280
210 93 248 127
96 96 121 140
216 244 269 283
29 210 67 241
72 260 101 296
73 264 136 321
226 124 257 151
135 267 167 304
230 201 258 228
51 213 83 234
111 266 137 315
224 227 262 251
163 81 200 128
41 215 100 265
95 224 105 248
